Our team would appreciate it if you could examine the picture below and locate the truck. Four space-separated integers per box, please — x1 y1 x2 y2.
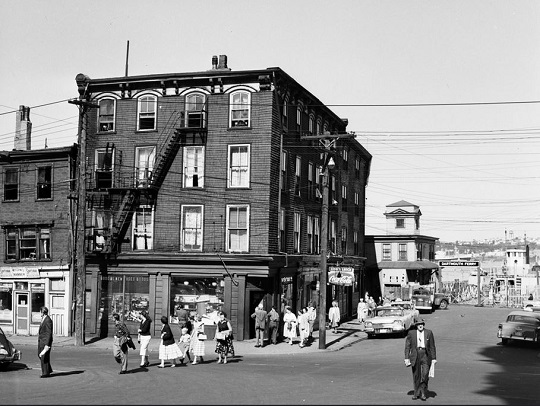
411 287 450 313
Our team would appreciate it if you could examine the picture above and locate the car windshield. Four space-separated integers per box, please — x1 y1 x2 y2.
413 290 428 295
376 309 403 317
507 315 540 325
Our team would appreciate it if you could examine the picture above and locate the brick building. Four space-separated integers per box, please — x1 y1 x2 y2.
75 56 372 340
0 106 77 336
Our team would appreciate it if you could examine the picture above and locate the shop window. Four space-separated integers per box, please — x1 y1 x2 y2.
30 283 44 324
98 98 115 132
183 146 205 188
135 146 155 188
138 95 157 131
170 277 224 323
37 166 52 200
229 90 250 127
280 276 294 313
4 226 51 261
181 205 203 252
49 278 65 291
51 295 64 309
132 205 154 250
99 275 150 333
227 205 249 253
0 282 13 323
4 168 19 201
228 145 250 188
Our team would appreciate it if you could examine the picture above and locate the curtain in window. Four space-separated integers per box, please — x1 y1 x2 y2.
229 146 248 187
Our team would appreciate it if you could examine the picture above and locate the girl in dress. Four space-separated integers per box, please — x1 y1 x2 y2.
297 307 309 347
282 306 297 345
328 300 341 334
189 314 206 365
177 327 191 364
158 316 182 368
214 311 234 364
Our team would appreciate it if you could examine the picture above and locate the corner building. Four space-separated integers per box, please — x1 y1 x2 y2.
76 56 372 340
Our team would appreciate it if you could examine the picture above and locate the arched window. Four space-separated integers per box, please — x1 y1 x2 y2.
185 93 206 128
138 95 157 131
230 91 251 127
98 98 115 132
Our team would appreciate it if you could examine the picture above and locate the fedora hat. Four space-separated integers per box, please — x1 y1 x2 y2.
415 319 425 326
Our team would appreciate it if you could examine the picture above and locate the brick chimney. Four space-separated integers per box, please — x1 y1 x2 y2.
210 55 231 71
15 105 31 150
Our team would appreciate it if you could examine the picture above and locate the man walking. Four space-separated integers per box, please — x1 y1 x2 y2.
267 305 280 345
251 303 267 347
307 303 316 343
38 306 53 378
404 319 437 401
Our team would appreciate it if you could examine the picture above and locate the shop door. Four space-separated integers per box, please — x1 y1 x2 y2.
15 292 29 335
246 290 266 340
50 294 66 336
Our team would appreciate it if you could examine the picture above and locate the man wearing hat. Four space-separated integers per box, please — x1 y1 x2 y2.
404 319 437 401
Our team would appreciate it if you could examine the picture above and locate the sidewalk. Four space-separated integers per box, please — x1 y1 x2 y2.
7 321 367 356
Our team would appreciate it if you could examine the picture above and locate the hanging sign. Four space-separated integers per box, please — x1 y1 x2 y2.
328 266 354 286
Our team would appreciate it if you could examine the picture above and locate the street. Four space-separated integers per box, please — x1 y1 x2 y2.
2 305 539 405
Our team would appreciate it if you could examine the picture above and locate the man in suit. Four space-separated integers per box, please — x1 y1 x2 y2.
38 306 53 378
267 305 280 345
251 303 267 348
404 319 437 401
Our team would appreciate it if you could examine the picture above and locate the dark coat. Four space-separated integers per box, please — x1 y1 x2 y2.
38 315 53 354
404 328 437 366
139 318 152 336
161 324 175 346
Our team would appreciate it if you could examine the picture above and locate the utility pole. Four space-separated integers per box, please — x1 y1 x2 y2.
302 132 354 349
69 74 97 346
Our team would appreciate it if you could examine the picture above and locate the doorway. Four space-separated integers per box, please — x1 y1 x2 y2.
246 290 266 340
15 292 29 335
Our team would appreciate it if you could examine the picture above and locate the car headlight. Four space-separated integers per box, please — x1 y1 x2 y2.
393 320 404 329
365 322 372 328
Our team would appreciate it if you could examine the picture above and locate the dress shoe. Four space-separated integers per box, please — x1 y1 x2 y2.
40 374 51 378
412 396 418 400
420 394 427 401
119 370 128 375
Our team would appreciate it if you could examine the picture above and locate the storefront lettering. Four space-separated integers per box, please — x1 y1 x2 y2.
0 267 40 278
328 269 354 286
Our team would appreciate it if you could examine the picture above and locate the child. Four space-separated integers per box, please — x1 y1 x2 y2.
177 327 191 364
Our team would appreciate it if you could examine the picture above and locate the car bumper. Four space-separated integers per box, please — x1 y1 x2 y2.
0 349 21 363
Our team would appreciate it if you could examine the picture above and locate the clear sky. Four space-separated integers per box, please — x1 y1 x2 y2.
1 0 539 243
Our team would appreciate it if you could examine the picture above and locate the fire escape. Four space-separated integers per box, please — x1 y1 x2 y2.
87 102 207 256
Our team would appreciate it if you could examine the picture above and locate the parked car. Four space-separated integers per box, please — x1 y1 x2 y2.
0 327 21 370
497 310 540 346
411 287 450 313
389 300 420 323
364 306 415 338
523 299 540 311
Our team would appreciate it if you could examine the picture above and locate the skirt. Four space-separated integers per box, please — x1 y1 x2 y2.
190 337 205 357
159 342 182 360
214 337 234 357
139 335 151 356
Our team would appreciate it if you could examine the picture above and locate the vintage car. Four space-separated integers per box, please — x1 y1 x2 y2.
0 326 21 370
364 306 415 338
523 299 540 311
389 300 420 323
411 287 450 313
497 310 540 346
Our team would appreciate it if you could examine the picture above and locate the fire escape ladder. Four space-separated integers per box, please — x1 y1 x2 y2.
148 130 182 192
108 189 139 253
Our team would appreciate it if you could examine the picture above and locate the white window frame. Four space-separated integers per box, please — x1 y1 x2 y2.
98 98 116 132
293 212 301 253
135 146 155 188
295 156 301 196
181 205 204 252
91 210 112 252
307 215 314 254
132 205 154 251
228 144 250 188
137 95 157 131
183 146 205 188
185 92 206 128
314 216 320 254
229 90 251 127
383 243 391 261
280 151 287 191
279 208 286 252
226 205 249 253
95 148 114 189
399 243 408 261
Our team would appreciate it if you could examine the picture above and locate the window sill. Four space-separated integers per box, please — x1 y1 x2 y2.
227 126 252 131
135 129 158 133
97 130 117 135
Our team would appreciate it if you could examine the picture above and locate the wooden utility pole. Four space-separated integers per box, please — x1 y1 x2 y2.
69 74 97 346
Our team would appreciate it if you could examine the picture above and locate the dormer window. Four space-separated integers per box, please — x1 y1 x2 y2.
396 218 405 228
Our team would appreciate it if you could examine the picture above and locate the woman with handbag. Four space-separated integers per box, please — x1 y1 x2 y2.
282 306 298 346
138 310 152 367
113 313 131 374
189 314 206 365
214 311 233 364
158 316 182 368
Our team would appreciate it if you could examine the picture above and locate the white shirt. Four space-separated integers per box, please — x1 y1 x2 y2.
417 330 425 348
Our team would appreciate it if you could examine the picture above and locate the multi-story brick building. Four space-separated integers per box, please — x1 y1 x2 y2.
75 55 372 340
0 106 77 336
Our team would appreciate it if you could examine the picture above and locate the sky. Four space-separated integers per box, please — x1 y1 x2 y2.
1 0 540 243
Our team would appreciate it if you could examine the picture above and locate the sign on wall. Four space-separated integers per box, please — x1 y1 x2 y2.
328 266 354 286
0 267 40 278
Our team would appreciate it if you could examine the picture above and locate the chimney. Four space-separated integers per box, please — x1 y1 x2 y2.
212 55 218 69
15 105 31 150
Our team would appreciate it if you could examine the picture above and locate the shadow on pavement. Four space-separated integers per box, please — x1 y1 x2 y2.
0 362 30 372
49 370 85 377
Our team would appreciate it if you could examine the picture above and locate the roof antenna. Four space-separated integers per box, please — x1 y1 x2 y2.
44 138 48 148
125 40 130 77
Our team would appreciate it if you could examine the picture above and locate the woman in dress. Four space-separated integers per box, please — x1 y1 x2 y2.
328 300 341 333
282 306 297 345
158 316 182 368
137 310 152 367
214 311 233 364
189 314 206 365
297 307 309 348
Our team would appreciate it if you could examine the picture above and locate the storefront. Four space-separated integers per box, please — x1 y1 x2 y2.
0 265 71 336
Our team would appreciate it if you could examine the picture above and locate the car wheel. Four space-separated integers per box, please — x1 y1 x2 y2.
501 338 509 345
367 334 374 339
439 300 448 310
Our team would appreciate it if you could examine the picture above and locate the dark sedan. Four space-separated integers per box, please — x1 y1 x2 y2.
0 326 21 370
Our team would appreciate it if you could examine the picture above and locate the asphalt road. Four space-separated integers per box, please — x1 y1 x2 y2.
2 305 539 405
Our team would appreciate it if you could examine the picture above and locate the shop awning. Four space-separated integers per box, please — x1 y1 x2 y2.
376 260 439 270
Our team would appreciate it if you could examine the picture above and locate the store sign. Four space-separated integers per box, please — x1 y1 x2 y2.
328 266 354 286
0 267 40 278
439 261 479 267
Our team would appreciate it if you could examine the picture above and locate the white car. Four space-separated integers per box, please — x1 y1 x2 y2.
364 306 415 338
389 300 419 323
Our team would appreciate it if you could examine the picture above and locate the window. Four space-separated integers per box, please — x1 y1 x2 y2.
307 215 314 254
293 212 301 253
98 98 115 132
230 91 250 127
181 205 203 252
37 166 52 199
0 282 13 323
316 118 321 135
183 146 205 188
5 226 51 261
170 277 223 319
185 93 206 128
383 244 391 261
308 162 314 199
282 99 288 128
331 175 337 203
415 217 420 230
396 218 405 228
279 209 286 252
399 244 407 261
138 95 157 131
309 114 314 134
330 220 337 254
295 156 301 196
353 231 359 256
296 105 302 132
4 168 19 201
132 205 154 250
315 165 322 199
355 158 360 179
135 146 155 188
280 151 287 191
341 226 347 255
314 217 320 254
95 148 114 189
342 185 347 207
227 205 249 253
90 210 112 251
228 145 250 188
354 192 359 216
